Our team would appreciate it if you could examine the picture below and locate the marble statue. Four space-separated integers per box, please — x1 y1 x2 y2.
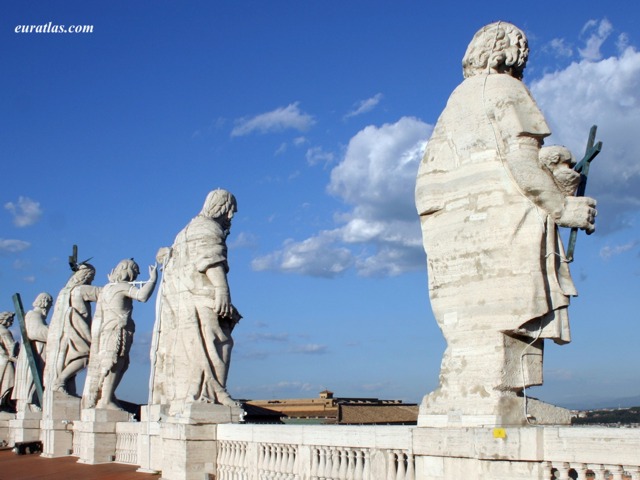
12 293 52 412
82 259 157 410
44 263 101 396
151 189 242 408
415 22 597 425
0 312 18 409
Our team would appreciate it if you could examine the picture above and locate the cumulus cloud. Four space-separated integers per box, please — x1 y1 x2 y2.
0 239 30 253
4 196 42 227
231 102 315 137
530 45 640 232
253 117 432 278
545 38 573 58
344 93 383 119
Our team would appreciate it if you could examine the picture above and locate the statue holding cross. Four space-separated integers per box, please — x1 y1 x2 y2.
415 21 599 426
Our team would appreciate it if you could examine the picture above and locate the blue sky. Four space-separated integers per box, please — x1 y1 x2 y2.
1 1 639 409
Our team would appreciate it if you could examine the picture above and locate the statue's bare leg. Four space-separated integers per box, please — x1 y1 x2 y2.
54 358 86 394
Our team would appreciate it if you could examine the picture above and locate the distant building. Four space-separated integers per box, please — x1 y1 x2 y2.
241 390 418 425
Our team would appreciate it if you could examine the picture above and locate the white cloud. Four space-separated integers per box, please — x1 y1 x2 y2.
546 38 573 58
289 344 328 355
530 45 640 232
4 196 42 227
0 239 31 253
599 240 639 259
344 93 383 119
579 18 613 61
252 117 432 278
231 102 315 137
305 146 335 166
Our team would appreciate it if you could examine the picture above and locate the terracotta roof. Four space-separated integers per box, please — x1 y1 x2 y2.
338 404 419 425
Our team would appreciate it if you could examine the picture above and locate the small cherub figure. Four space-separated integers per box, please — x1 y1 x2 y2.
82 259 157 410
539 145 581 197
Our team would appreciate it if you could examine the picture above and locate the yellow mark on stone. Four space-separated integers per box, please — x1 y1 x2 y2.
493 428 506 439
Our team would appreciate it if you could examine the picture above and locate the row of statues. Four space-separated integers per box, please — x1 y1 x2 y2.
1 188 241 414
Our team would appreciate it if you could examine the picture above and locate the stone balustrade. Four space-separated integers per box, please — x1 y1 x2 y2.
72 420 639 480
114 422 140 465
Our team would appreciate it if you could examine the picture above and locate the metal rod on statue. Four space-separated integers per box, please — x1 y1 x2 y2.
565 125 602 263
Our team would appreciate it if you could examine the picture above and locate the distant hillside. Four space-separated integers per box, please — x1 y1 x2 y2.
573 406 640 426
563 395 640 411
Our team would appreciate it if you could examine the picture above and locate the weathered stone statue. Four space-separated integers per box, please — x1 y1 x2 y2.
0 312 18 409
11 293 52 412
151 189 241 408
82 259 157 410
44 263 101 396
415 22 597 425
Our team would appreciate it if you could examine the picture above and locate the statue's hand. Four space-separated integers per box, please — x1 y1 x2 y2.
557 196 597 233
148 264 158 281
214 287 232 318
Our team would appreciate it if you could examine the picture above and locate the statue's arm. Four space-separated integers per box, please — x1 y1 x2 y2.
205 264 232 318
504 136 596 233
127 264 158 303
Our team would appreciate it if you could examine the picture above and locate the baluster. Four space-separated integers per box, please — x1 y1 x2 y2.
345 448 355 480
268 445 278 479
395 452 406 480
626 466 640 480
386 450 397 480
318 447 327 480
286 445 296 478
331 448 340 479
276 445 286 480
260 445 270 480
589 465 606 480
362 450 371 480
218 441 228 480
609 465 624 480
338 449 348 480
353 450 364 480
555 463 570 480
324 448 333 479
311 447 319 479
405 453 414 480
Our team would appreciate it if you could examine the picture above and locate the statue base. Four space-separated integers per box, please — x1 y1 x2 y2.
160 402 244 480
418 390 571 427
40 392 80 457
135 404 168 473
75 408 132 464
0 411 15 445
9 410 41 446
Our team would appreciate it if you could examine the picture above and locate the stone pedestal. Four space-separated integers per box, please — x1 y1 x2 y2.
40 393 80 458
9 410 41 446
418 391 571 428
75 408 131 464
160 403 243 480
0 411 15 445
136 404 167 474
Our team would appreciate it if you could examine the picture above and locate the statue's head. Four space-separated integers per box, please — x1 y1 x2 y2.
462 21 528 80
69 263 96 286
108 258 140 283
0 312 14 327
33 292 53 310
200 189 237 230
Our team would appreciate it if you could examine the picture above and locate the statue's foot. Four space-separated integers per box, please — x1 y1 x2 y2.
215 390 240 408
52 384 71 395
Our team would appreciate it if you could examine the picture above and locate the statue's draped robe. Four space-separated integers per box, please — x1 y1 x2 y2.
43 283 100 396
0 326 17 402
12 310 48 411
416 74 576 387
152 215 236 404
